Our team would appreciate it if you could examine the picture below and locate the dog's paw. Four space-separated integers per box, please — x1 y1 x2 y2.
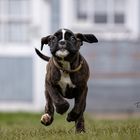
75 127 86 134
40 114 53 126
75 121 85 133
56 101 70 115
66 111 80 122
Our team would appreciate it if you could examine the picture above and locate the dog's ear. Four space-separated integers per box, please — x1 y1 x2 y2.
41 35 51 50
76 33 98 44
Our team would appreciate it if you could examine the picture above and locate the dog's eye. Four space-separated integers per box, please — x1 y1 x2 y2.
71 37 76 42
51 36 57 42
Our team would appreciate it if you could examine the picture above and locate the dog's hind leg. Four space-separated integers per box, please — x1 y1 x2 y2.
75 114 85 133
66 86 87 133
41 90 54 126
67 86 87 122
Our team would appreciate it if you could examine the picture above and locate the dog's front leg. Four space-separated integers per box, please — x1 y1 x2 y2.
41 90 54 126
46 82 70 115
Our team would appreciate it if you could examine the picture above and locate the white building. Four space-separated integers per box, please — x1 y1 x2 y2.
0 0 140 112
0 0 51 111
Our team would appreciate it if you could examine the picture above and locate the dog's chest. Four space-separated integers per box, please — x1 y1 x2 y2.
58 61 76 95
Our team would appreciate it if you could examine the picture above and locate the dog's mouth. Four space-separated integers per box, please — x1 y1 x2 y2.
55 49 69 58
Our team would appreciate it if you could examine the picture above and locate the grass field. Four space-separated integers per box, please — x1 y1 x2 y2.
0 112 140 140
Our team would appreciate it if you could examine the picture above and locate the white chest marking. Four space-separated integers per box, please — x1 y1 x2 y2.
58 61 76 95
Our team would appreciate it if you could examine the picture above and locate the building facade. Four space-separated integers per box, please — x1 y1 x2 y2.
0 0 140 112
0 0 51 111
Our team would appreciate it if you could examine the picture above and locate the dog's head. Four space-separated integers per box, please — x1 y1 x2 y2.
36 29 98 61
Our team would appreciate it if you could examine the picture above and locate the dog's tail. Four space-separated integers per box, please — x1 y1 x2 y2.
35 48 50 61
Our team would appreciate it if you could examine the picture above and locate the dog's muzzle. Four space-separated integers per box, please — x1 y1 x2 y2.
56 49 69 58
55 40 70 58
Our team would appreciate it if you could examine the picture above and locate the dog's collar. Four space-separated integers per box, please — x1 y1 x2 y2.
52 57 83 73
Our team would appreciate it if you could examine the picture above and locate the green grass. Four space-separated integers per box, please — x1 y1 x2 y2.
0 112 140 140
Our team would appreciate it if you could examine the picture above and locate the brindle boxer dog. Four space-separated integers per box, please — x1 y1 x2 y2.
35 29 98 133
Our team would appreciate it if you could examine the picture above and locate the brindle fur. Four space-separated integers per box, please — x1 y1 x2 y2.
35 29 98 133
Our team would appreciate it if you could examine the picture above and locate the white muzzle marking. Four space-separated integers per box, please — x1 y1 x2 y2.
56 50 69 58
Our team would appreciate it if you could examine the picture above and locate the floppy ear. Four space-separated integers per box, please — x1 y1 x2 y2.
76 33 98 43
41 35 51 50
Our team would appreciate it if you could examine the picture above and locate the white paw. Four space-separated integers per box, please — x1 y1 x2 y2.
41 113 51 124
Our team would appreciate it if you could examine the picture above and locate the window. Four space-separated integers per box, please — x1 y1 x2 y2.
76 0 87 20
61 0 138 39
0 0 31 43
94 0 125 25
76 0 126 26
94 0 108 24
0 57 33 102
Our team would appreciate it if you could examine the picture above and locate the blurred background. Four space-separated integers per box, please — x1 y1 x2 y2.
0 0 140 116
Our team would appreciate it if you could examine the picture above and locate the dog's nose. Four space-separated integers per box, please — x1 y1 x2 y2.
59 40 66 46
